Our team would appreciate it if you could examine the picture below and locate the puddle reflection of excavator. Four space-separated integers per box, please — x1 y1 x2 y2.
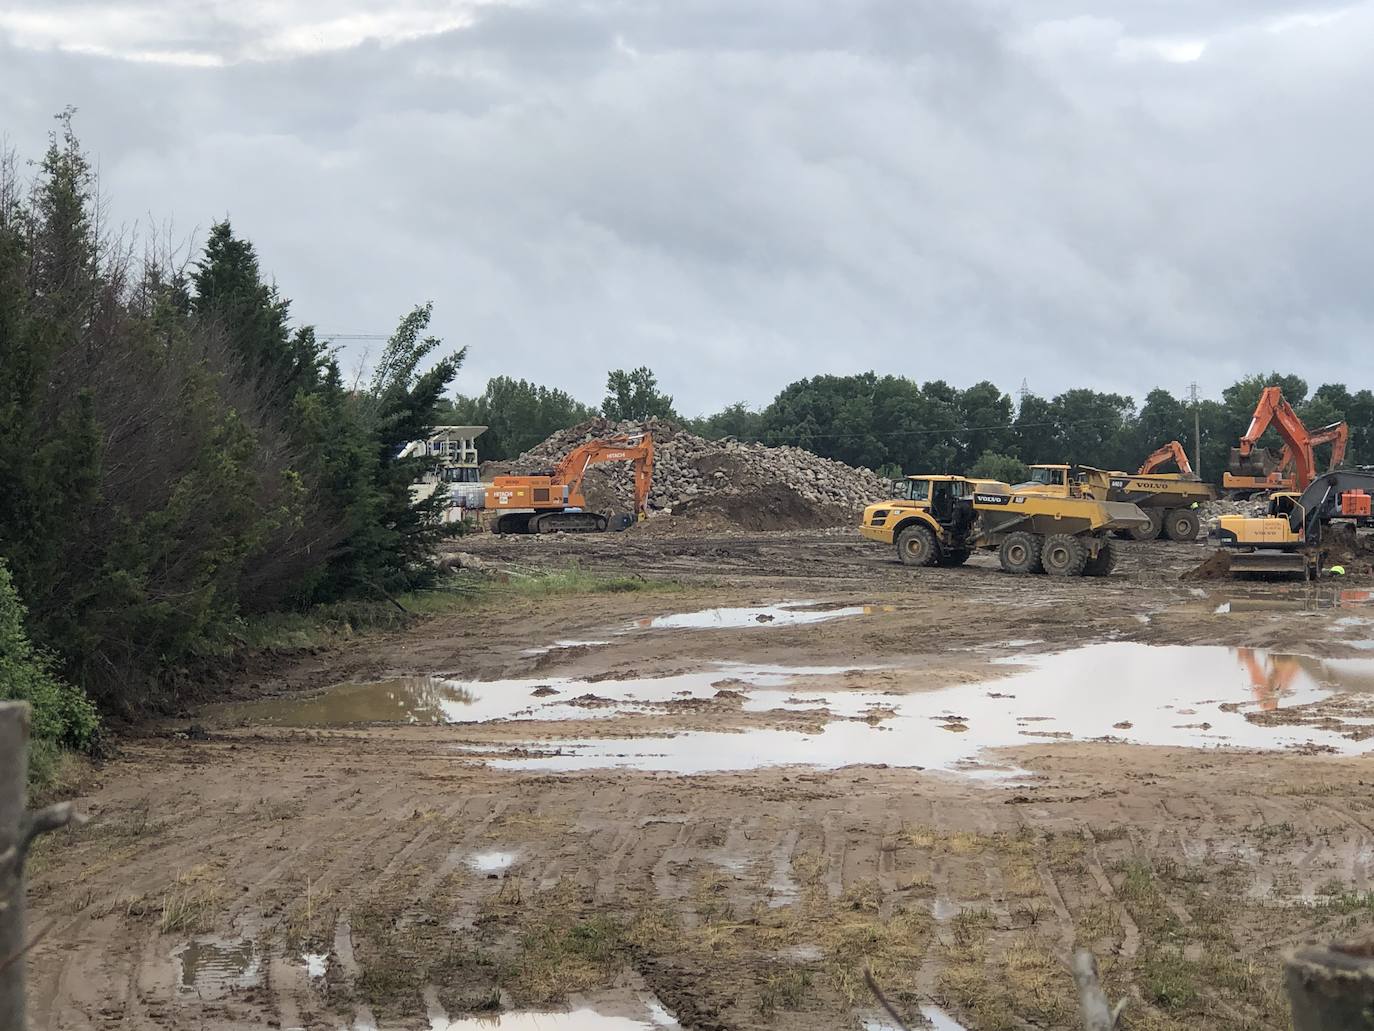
1236 648 1302 711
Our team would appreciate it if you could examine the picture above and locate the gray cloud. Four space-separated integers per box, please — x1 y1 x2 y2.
1 0 1372 414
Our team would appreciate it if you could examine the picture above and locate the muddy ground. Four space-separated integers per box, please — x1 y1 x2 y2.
26 528 1374 1030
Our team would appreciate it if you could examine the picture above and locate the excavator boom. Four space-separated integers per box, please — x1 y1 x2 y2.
1137 440 1193 477
1226 385 1318 491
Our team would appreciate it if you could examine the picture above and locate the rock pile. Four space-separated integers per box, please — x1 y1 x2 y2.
486 417 892 529
1198 497 1269 535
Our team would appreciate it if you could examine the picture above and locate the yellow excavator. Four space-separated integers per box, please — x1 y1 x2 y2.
1218 470 1374 577
859 475 1150 576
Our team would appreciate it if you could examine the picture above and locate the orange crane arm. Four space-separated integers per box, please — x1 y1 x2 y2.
1235 386 1317 490
1269 421 1348 480
1309 421 1349 471
1137 440 1193 476
552 434 655 515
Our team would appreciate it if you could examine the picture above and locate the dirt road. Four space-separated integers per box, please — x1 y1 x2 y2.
26 529 1374 1030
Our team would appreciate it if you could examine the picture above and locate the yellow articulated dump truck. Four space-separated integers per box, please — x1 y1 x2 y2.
1014 464 1214 542
859 475 1152 576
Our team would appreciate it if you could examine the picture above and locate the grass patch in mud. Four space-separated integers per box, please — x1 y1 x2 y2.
227 567 681 654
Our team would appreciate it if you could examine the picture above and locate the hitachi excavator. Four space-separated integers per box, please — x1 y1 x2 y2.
1223 385 1349 496
486 433 654 533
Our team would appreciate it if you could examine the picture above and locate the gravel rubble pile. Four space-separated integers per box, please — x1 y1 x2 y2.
485 417 892 529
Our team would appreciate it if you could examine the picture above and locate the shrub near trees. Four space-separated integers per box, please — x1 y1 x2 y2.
0 116 462 765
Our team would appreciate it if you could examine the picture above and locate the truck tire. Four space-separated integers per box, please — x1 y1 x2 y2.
1083 538 1117 577
999 531 1043 575
940 548 971 567
896 524 940 567
1042 533 1089 576
1164 508 1200 542
1127 509 1163 541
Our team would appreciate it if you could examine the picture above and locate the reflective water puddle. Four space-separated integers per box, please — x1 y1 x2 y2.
466 849 519 874
1212 587 1374 614
172 935 261 998
633 602 865 630
215 665 868 728
302 951 328 978
426 995 680 1030
488 644 1374 776
861 1008 967 1031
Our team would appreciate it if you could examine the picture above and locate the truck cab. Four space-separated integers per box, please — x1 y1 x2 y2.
1014 464 1089 498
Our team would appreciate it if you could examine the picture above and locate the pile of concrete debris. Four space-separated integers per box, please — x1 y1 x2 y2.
1198 496 1270 535
486 417 892 529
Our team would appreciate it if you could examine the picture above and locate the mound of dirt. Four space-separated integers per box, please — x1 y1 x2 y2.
671 484 854 531
488 416 891 529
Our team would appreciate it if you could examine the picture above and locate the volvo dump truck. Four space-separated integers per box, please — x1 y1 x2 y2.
1015 464 1214 542
859 475 1150 576
1216 469 1374 577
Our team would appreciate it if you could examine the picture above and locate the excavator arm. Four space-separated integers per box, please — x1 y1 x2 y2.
1229 386 1317 491
553 434 656 517
1137 440 1193 476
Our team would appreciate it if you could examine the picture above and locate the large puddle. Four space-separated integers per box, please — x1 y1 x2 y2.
214 665 869 728
212 644 1374 777
485 644 1374 776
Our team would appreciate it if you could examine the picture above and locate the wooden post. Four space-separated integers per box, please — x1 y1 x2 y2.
0 702 81 1030
1 701 29 1031
1285 942 1374 1030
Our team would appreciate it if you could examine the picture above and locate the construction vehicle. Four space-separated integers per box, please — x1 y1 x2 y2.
1014 464 1214 542
401 425 487 524
485 433 654 534
1217 469 1374 577
1223 385 1350 496
858 475 1151 576
1137 440 1194 477
1229 422 1351 496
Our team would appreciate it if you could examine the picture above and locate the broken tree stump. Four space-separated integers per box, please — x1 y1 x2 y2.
1 702 83 1029
1285 940 1374 1030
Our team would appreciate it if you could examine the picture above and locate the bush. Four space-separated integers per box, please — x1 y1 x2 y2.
969 450 1030 485
0 560 98 780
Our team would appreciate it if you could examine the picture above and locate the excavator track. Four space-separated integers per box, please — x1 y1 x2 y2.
529 512 609 534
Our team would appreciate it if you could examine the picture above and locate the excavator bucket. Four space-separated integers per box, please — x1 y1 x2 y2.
1228 446 1282 478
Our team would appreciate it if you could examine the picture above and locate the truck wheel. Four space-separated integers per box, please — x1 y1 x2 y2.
1128 509 1163 541
1083 538 1117 577
1042 534 1089 576
1164 509 1200 542
999 531 1043 575
940 548 971 567
896 524 940 567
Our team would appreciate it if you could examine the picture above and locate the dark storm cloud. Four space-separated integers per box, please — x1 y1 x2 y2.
1 0 1373 413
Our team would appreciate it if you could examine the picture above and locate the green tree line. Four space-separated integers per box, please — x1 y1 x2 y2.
460 364 1372 483
0 115 463 772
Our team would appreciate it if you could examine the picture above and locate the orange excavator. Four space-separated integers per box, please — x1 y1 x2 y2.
1137 440 1195 477
1223 386 1348 496
485 433 654 534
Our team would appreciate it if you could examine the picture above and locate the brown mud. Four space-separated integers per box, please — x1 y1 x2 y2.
26 530 1374 1030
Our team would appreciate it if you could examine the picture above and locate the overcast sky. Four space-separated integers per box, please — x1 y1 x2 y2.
2 0 1373 414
